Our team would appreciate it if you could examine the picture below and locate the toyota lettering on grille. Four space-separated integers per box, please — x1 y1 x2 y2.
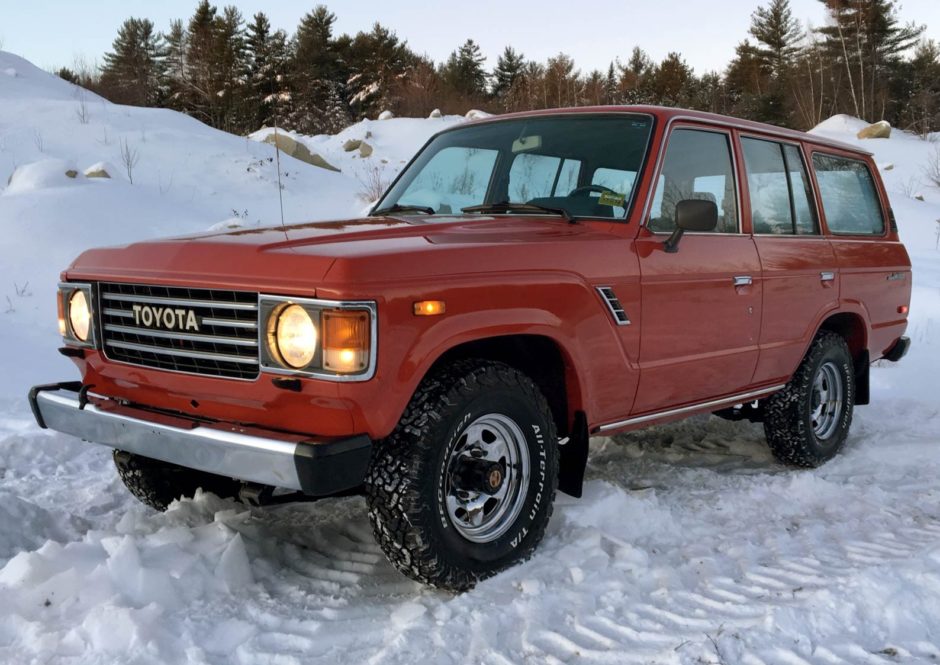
131 304 200 332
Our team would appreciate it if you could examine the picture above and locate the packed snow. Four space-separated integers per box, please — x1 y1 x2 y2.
1 50 940 664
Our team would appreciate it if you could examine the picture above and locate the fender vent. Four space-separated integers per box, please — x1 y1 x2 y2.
596 286 630 325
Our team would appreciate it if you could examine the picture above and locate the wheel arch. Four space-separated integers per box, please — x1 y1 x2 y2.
424 333 590 498
816 310 871 405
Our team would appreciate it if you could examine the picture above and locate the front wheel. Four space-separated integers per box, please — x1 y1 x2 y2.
364 360 559 591
763 331 855 467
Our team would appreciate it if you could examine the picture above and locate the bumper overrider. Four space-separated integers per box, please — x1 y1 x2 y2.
28 382 372 496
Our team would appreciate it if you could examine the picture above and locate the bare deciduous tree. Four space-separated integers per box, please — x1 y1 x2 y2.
119 138 140 184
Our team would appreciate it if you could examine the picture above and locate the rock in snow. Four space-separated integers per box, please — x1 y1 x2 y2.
857 120 892 139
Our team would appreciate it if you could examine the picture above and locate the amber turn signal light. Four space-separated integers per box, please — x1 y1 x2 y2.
414 300 446 316
57 292 67 337
322 310 371 373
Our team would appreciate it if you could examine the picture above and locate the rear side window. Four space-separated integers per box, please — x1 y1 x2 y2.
648 129 738 233
741 138 818 235
812 154 885 236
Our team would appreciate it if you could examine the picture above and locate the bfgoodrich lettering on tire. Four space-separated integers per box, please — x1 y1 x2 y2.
763 331 855 467
364 359 559 591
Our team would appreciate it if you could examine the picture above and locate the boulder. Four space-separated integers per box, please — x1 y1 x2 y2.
65 169 78 178
84 162 112 178
856 121 891 139
262 132 340 172
342 139 362 152
465 109 491 120
358 142 373 158
377 110 395 120
429 108 442 118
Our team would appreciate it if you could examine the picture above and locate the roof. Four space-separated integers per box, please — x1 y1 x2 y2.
468 105 869 156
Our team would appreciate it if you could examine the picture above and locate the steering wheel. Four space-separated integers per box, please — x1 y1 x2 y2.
568 184 618 198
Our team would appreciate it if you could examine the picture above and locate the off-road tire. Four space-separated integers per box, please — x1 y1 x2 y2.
365 360 559 592
113 450 242 511
763 331 855 467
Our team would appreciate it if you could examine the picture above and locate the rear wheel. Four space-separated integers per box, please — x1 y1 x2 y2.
365 360 559 592
113 451 242 511
763 331 855 467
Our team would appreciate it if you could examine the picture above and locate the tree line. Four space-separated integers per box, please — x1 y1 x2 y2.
58 0 940 137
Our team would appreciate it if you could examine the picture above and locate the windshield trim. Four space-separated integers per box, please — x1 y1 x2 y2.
370 111 657 224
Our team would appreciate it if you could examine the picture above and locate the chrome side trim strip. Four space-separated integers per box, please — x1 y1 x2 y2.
596 384 786 432
105 339 259 365
104 324 258 347
101 292 258 311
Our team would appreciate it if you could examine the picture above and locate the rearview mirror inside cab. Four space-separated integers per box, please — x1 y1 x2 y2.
664 199 718 253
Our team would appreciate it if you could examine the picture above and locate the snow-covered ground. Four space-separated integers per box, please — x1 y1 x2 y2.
1 50 940 664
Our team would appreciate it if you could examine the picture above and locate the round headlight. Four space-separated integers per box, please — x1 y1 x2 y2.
274 304 317 368
68 290 90 342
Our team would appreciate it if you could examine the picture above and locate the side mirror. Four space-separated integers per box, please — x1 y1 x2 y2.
664 199 718 253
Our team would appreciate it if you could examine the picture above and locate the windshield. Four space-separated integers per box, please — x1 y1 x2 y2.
375 114 653 220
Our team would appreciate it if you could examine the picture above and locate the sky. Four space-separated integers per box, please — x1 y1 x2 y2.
1 0 938 75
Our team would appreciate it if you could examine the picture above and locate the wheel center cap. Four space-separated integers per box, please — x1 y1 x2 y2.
487 467 503 491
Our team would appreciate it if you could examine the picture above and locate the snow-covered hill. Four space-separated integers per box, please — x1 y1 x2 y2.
2 49 940 664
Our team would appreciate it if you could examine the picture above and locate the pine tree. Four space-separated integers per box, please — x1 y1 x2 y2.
164 18 187 108
817 0 924 120
649 52 694 107
725 40 769 120
620 47 654 103
442 39 488 99
750 0 803 78
492 46 525 101
342 23 414 119
604 63 619 104
100 18 166 106
245 12 290 130
289 6 354 132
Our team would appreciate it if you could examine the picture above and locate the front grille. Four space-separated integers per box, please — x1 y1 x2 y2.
99 283 259 380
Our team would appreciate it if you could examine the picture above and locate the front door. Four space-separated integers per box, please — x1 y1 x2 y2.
633 126 762 414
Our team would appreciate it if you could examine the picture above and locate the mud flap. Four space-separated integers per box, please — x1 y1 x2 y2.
558 411 589 498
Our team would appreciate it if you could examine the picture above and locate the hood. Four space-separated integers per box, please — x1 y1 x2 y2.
66 215 619 295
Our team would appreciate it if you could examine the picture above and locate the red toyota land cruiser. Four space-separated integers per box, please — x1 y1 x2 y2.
30 107 911 591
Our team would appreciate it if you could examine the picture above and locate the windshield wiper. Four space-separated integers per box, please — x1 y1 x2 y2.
462 201 575 223
371 203 436 216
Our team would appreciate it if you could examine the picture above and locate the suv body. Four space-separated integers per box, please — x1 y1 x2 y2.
31 106 911 589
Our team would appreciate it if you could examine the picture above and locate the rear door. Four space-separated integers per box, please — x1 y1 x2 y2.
740 136 839 385
810 151 911 358
633 125 762 413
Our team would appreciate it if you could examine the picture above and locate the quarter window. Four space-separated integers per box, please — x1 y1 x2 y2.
648 129 738 233
741 138 818 235
812 154 885 235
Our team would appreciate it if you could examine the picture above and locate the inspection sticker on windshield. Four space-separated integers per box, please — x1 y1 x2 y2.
597 191 626 207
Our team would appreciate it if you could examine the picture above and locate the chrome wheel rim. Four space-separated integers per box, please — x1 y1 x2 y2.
811 361 844 440
444 413 530 543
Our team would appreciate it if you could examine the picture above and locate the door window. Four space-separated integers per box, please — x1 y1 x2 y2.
648 129 738 233
812 154 885 235
741 138 818 235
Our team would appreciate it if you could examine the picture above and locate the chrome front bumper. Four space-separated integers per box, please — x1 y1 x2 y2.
29 383 371 495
